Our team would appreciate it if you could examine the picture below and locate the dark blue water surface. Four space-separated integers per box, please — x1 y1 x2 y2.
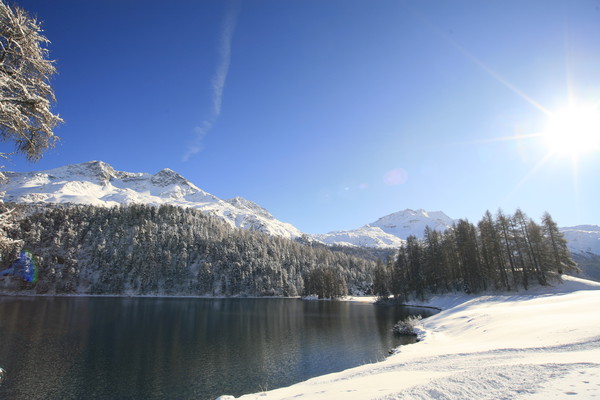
0 296 430 400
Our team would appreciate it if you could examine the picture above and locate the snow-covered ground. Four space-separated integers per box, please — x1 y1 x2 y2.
220 275 600 400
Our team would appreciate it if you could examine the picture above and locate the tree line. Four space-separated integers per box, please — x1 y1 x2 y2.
374 209 578 301
0 203 374 297
0 204 578 300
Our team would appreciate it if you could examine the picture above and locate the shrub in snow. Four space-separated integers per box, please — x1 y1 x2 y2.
393 315 422 336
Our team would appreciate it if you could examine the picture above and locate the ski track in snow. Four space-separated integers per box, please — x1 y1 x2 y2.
378 363 599 400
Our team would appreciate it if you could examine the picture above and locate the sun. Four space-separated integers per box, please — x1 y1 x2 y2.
542 104 600 158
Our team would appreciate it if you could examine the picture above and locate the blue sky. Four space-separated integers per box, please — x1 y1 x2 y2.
4 0 600 233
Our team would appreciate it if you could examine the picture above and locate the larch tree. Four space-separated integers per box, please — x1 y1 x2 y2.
478 210 507 290
0 0 62 164
496 209 519 289
0 1 61 261
542 212 579 275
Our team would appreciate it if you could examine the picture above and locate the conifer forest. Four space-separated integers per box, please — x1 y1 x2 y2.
0 204 576 300
373 210 578 301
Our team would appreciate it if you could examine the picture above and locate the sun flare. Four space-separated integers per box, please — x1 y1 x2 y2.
543 105 600 158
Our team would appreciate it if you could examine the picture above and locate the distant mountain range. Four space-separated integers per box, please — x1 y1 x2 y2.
1 161 598 261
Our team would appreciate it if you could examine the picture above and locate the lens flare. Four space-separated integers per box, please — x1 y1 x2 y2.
383 168 408 186
0 250 38 283
20 250 38 283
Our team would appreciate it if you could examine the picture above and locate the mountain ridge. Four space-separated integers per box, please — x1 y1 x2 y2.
1 161 598 257
1 161 301 239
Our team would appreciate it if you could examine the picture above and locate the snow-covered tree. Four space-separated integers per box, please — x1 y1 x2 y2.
0 1 61 262
0 0 62 163
4 203 374 296
0 204 20 263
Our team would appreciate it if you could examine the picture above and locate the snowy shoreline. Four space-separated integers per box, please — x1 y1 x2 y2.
0 291 440 311
219 275 600 400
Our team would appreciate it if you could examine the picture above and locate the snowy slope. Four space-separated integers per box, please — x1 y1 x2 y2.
0 161 302 239
227 275 600 400
561 226 600 281
560 225 600 255
312 226 405 248
313 209 454 248
368 209 455 238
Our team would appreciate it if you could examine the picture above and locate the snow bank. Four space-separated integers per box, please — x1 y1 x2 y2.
230 275 600 400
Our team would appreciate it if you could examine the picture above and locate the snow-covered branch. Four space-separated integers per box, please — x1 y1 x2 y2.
0 1 62 161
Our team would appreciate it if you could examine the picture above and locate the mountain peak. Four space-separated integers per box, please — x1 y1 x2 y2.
151 168 191 187
46 160 117 185
367 208 454 239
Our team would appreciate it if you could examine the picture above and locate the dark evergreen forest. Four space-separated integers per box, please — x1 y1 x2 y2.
0 204 373 297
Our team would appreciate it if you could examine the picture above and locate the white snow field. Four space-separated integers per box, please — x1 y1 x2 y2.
220 275 600 400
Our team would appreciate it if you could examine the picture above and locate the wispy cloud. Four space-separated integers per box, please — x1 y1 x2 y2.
211 6 237 117
183 2 240 162
183 121 213 161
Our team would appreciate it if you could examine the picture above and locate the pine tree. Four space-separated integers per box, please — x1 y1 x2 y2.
422 226 446 293
372 258 389 301
390 244 409 301
406 235 425 301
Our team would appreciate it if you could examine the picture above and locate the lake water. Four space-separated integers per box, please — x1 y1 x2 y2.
0 296 432 400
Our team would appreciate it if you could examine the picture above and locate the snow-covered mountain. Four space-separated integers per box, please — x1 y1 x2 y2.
312 226 405 248
560 225 600 256
0 161 302 239
369 209 455 239
0 162 454 249
314 210 600 260
557 225 600 285
314 209 455 248
2 161 598 260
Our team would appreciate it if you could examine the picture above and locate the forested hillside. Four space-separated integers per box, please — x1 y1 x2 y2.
0 204 375 297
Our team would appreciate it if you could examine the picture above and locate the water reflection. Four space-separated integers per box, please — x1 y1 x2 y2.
0 297 431 400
